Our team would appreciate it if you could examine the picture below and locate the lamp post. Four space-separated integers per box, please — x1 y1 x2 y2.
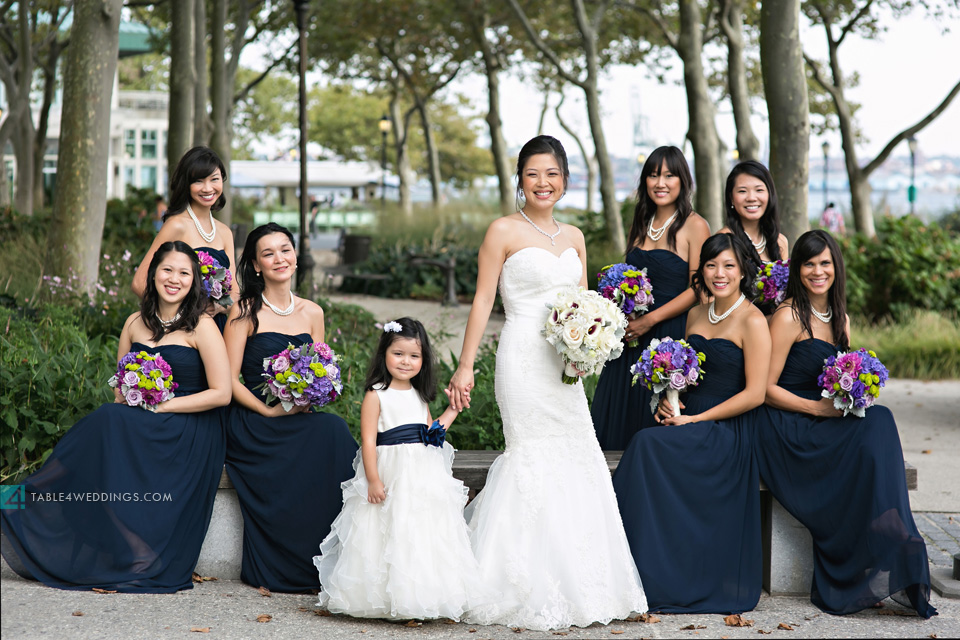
908 136 918 216
821 140 830 210
379 115 391 211
292 0 314 292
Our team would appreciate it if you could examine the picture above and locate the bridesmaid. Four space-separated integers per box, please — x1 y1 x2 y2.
592 146 710 449
1 241 230 592
719 160 789 267
133 146 235 331
613 233 770 613
223 223 358 593
756 230 936 618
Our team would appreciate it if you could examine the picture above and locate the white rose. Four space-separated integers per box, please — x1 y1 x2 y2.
562 322 585 349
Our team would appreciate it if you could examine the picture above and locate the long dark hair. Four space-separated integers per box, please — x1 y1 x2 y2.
234 222 297 335
626 146 694 254
784 230 848 349
141 241 206 341
515 135 569 212
691 233 756 302
724 160 783 265
364 317 438 404
166 146 227 219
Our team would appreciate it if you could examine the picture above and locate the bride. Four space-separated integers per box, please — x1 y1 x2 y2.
447 135 647 630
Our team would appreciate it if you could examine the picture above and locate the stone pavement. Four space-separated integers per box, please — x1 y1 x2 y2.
2 294 959 638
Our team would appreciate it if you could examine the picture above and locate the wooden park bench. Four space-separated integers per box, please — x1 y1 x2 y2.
323 232 391 294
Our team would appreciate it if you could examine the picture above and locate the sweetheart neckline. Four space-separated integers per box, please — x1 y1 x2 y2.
504 245 579 265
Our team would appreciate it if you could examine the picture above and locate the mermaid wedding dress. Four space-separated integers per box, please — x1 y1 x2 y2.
464 246 647 630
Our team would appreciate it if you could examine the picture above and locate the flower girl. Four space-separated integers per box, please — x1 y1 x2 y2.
314 317 489 620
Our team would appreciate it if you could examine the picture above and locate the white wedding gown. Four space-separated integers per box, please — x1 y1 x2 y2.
464 246 647 630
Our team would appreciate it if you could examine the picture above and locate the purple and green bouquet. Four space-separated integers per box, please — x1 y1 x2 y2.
259 342 344 412
596 263 654 347
630 337 706 417
817 348 889 418
754 259 790 307
109 350 178 411
196 250 233 309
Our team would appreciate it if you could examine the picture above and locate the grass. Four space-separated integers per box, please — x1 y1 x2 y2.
850 310 960 380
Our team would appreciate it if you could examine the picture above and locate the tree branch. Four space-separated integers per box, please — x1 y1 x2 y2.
504 0 585 87
232 40 296 104
125 0 169 7
863 77 960 176
837 0 876 47
615 0 679 50
803 51 841 102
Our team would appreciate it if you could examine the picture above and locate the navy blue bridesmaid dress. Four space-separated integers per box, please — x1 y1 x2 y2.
754 338 936 618
225 331 358 592
0 343 225 593
613 335 761 613
592 249 690 449
196 246 231 333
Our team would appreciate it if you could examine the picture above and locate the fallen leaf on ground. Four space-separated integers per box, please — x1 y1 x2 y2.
512 627 525 633
930 633 938 638
611 631 624 635
724 614 754 627
256 614 272 623
681 624 707 630
189 627 211 633
257 586 272 597
191 573 218 583
314 609 332 617
778 623 793 630
922 449 932 454
553 633 568 637
757 630 772 635
91 588 117 594
628 613 661 623
443 619 457 624
72 611 84 617
405 621 422 627
468 629 477 633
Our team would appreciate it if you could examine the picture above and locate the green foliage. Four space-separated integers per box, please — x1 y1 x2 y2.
841 215 960 320
850 311 960 380
0 307 118 482
433 343 505 451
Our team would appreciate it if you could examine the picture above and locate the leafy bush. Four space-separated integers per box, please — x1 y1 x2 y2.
850 310 960 380
434 342 504 450
841 215 960 321
0 306 118 481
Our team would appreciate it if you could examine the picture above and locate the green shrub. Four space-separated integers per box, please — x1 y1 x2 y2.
433 342 504 450
850 310 960 380
841 215 960 321
0 306 118 481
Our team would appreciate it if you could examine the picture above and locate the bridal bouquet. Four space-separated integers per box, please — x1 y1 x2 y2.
630 337 705 417
109 350 178 411
259 341 344 411
196 250 233 309
596 263 654 347
817 348 889 417
754 259 790 307
543 286 628 384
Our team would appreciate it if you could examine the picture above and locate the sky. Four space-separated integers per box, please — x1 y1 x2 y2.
450 9 960 164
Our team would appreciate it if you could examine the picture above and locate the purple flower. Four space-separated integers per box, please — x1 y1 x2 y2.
123 371 140 386
669 371 686 390
272 355 290 372
125 389 143 406
839 373 855 392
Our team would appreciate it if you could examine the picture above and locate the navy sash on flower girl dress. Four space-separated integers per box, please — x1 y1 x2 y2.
376 422 445 447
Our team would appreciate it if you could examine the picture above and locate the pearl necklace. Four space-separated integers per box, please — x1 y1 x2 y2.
187 204 216 243
811 305 833 324
708 293 746 324
261 291 295 316
747 230 766 254
647 211 678 242
519 209 562 246
157 311 182 328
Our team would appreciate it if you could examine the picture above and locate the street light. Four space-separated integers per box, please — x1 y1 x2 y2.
908 136 918 216
379 115 391 210
292 0 314 292
821 140 830 210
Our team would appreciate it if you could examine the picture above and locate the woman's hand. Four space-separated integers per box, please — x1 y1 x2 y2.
624 314 656 344
261 402 310 418
447 366 474 412
367 480 386 504
662 413 698 426
113 388 125 404
812 397 844 418
654 395 685 424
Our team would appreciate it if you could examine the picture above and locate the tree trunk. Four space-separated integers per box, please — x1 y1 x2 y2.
760 0 809 244
678 0 722 230
0 115 12 206
719 0 760 161
389 94 413 217
13 5 34 216
33 34 65 210
209 0 230 223
168 0 196 180
193 0 209 146
417 103 442 206
474 15 513 215
46 0 123 290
